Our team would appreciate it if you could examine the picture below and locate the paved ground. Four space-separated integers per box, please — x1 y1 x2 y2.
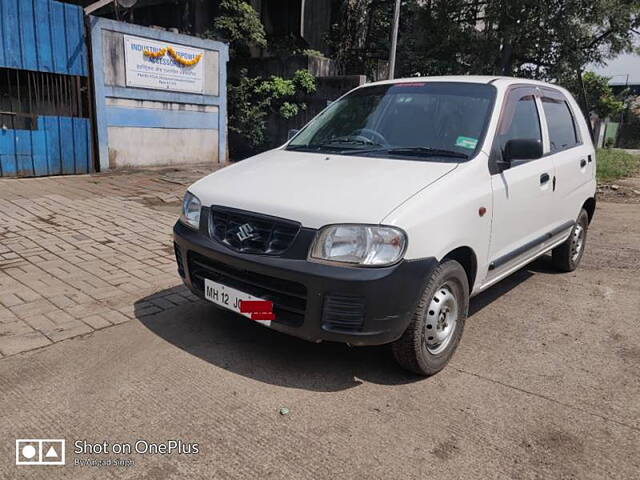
0 166 214 357
0 168 639 479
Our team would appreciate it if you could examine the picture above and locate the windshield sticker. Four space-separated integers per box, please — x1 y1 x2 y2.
455 136 478 149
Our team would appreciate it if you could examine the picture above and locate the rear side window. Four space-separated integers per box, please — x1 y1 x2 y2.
542 97 579 153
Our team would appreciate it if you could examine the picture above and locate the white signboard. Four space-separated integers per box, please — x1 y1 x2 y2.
124 35 205 94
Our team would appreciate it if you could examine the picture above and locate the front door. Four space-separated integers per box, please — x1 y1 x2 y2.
487 86 555 276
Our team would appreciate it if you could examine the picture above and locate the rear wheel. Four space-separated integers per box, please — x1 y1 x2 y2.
552 209 589 272
392 260 469 376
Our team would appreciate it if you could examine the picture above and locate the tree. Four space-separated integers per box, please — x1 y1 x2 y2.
327 0 417 78
206 0 266 56
474 0 640 80
566 72 625 118
330 0 640 82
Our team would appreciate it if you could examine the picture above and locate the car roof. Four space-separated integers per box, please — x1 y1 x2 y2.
364 75 564 91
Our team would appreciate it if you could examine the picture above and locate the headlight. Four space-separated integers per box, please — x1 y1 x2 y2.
180 191 202 229
309 224 407 266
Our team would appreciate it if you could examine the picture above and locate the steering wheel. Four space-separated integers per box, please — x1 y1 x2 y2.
351 128 389 146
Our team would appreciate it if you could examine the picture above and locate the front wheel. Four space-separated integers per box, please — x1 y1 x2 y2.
552 209 589 272
392 260 469 376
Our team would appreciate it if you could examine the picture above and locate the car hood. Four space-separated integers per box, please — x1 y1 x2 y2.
189 149 458 228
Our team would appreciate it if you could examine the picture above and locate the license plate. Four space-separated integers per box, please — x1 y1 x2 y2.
204 279 272 326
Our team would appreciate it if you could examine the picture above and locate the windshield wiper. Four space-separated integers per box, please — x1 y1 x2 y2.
286 143 348 152
317 137 385 150
350 146 469 160
327 135 383 146
287 137 384 153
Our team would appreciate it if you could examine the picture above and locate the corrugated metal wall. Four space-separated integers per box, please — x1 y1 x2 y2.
0 0 92 177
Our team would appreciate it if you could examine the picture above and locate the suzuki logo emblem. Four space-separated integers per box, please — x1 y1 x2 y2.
236 223 257 242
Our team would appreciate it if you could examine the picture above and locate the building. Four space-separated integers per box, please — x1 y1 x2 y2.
62 0 336 57
0 0 228 177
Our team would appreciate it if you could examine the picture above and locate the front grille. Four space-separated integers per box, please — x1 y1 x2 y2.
209 207 300 255
322 295 366 332
174 243 185 278
188 252 306 326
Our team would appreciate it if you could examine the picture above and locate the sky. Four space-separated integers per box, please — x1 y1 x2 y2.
589 33 640 85
591 52 640 85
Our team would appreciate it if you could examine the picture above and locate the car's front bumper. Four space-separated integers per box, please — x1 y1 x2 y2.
173 221 437 346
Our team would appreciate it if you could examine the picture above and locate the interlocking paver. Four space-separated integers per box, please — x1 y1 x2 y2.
0 320 34 336
0 293 23 308
42 321 93 342
10 299 60 319
0 330 51 356
0 305 19 324
0 164 220 357
83 314 112 329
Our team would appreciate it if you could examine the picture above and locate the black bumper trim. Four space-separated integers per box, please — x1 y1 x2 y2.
174 221 437 346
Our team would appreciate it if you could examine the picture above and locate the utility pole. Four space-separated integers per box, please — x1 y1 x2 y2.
388 0 401 79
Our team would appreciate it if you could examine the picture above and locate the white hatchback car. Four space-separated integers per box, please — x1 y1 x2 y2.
174 76 596 376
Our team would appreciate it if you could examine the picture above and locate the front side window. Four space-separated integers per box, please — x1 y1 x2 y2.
542 97 579 153
495 89 542 157
287 82 497 162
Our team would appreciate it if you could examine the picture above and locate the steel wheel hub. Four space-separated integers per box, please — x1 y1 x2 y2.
571 224 585 262
424 284 458 354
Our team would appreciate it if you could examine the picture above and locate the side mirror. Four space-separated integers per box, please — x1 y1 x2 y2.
503 138 543 164
287 129 300 140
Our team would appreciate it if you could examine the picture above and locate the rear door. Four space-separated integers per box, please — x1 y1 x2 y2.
539 88 594 233
487 86 555 275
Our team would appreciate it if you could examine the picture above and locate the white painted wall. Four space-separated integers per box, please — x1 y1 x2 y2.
95 21 227 170
105 98 219 113
107 127 219 168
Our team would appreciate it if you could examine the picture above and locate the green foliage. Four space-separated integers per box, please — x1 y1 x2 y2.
301 49 325 58
327 0 398 78
328 0 640 81
255 76 297 98
279 102 301 119
565 72 625 118
228 69 317 155
596 148 640 181
205 0 266 56
292 70 317 94
582 72 625 118
255 34 327 59
227 74 268 149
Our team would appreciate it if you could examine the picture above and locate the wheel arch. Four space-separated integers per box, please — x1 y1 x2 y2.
441 246 477 292
582 197 596 224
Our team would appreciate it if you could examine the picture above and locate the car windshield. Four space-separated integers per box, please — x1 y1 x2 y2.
287 82 497 161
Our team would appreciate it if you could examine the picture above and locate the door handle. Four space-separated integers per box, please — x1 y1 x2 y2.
540 173 550 184
580 159 587 168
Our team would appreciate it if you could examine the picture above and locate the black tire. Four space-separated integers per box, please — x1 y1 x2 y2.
392 260 469 376
552 209 589 272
